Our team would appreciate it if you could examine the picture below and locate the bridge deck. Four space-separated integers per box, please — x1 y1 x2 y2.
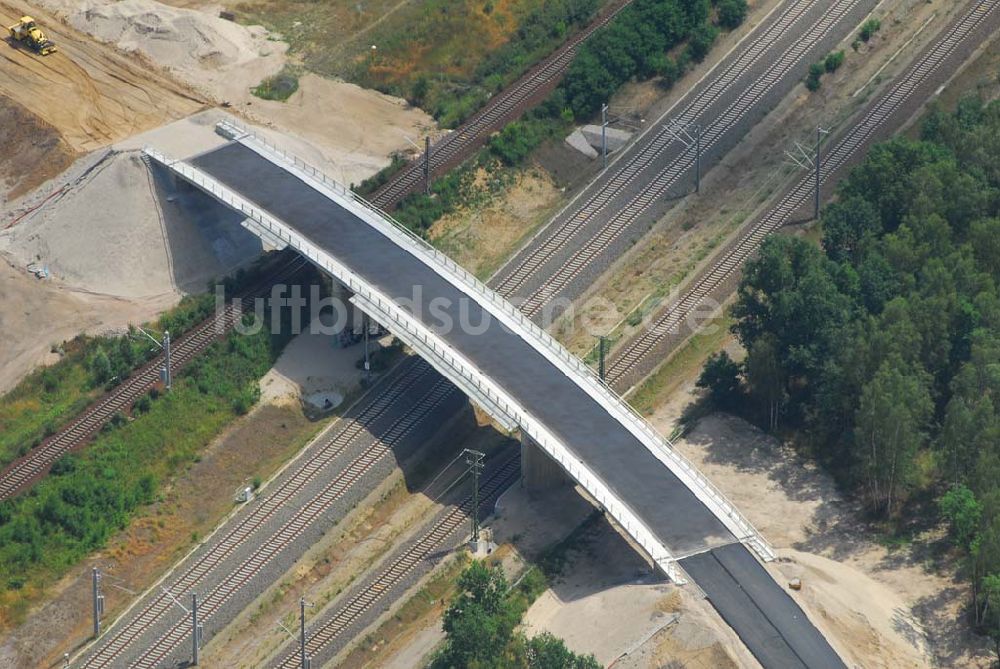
191 141 733 557
162 136 845 669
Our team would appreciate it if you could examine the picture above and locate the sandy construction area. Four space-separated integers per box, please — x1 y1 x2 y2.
35 0 286 103
31 0 437 186
0 0 203 152
0 258 173 393
0 150 262 298
650 399 993 666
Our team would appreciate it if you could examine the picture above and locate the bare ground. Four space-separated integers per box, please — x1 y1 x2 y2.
0 96 74 203
0 0 204 152
0 256 174 394
428 166 565 281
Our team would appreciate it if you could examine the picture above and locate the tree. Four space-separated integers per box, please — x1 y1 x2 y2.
859 18 881 42
696 351 743 409
687 23 718 62
824 50 845 73
821 196 881 263
855 360 932 515
940 484 982 550
439 562 518 667
982 573 1000 663
745 336 785 431
715 0 747 30
88 346 111 386
940 395 999 485
805 62 823 91
505 632 601 669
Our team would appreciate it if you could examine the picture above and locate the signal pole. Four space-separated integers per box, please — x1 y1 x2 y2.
694 124 702 194
664 120 702 195
463 449 485 545
363 314 371 382
92 567 104 638
300 598 308 669
597 335 607 382
601 103 609 169
815 126 829 220
163 330 171 391
424 136 432 195
191 593 201 666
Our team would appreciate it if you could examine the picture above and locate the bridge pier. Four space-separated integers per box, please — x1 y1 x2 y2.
520 431 570 491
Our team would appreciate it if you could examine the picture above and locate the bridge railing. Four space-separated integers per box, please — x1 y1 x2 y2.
168 128 774 561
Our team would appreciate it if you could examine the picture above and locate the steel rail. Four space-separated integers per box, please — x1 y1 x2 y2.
490 0 832 298
506 0 872 316
271 453 522 668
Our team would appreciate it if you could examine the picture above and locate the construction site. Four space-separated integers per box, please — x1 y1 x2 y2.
2 0 1000 667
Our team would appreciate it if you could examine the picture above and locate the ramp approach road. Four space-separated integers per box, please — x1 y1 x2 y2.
127 124 844 669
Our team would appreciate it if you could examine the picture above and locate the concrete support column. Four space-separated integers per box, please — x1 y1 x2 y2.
520 431 569 491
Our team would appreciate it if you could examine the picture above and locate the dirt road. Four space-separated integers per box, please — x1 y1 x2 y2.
0 0 203 153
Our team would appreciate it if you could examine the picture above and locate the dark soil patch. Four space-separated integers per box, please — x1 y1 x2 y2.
0 95 75 202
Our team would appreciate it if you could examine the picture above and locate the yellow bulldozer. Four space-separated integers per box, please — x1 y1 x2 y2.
8 16 57 55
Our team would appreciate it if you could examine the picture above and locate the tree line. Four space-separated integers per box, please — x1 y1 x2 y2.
697 97 1000 656
0 266 318 625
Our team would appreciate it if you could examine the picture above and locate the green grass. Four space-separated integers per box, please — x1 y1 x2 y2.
0 293 215 471
252 66 300 101
0 343 98 470
237 0 600 127
628 314 735 416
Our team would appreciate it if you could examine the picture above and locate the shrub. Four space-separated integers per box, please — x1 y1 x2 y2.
859 18 881 42
805 62 824 91
132 393 152 415
716 0 748 30
824 50 845 73
252 67 300 102
687 23 719 64
696 351 743 409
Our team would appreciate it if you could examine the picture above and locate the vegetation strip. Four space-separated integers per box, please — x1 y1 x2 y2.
0 263 319 625
697 98 1000 658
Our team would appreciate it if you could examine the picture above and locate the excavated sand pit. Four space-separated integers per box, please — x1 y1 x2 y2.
0 150 262 298
0 0 204 152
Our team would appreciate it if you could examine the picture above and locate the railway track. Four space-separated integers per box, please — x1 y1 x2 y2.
367 0 635 211
77 360 462 668
271 452 522 668
494 0 873 316
606 0 1000 389
490 0 826 299
0 255 308 501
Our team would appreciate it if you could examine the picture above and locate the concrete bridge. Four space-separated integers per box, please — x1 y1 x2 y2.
145 121 845 669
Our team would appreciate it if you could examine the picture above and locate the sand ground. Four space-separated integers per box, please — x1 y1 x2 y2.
0 0 438 394
0 0 204 152
0 256 174 393
30 0 438 186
